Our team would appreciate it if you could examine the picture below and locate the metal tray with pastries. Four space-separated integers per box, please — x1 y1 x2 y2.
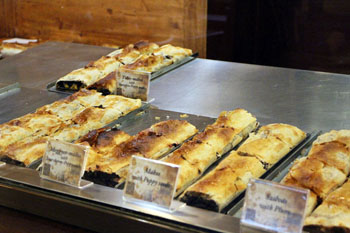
79 108 215 187
0 89 144 169
47 41 197 95
179 123 319 214
277 130 350 233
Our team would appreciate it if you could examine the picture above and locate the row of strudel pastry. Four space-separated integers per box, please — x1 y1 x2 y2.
279 130 350 232
281 130 350 218
0 89 141 166
163 109 259 197
181 123 306 212
80 120 198 187
55 41 192 94
304 179 350 233
66 108 257 191
0 39 41 56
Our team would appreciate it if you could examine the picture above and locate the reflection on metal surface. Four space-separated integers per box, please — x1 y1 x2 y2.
0 87 64 123
123 198 186 214
0 42 114 89
40 177 94 190
0 82 20 94
0 163 240 232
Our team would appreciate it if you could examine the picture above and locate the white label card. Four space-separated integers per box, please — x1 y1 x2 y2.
241 178 309 233
116 70 150 101
40 140 89 187
123 156 180 209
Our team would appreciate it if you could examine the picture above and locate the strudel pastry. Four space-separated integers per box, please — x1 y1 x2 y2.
304 179 350 233
164 109 258 196
237 123 306 168
0 112 65 151
153 44 192 63
281 129 350 216
0 90 142 167
182 123 306 212
83 120 198 187
55 41 192 92
181 151 265 212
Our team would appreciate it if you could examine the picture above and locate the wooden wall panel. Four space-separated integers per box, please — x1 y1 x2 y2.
0 0 16 38
0 0 207 57
184 0 207 58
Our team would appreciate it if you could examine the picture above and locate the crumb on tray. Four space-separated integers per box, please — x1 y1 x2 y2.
136 111 145 116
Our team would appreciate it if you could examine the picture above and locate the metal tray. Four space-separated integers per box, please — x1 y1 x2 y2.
11 106 213 170
173 126 260 200
177 128 319 213
107 108 216 189
226 131 321 216
111 107 215 136
46 54 198 95
0 102 151 169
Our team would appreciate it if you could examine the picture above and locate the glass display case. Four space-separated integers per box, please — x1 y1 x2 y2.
1 1 350 232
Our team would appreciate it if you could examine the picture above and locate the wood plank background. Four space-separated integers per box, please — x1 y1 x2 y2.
0 0 207 57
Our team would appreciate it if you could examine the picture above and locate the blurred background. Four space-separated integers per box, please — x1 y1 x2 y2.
1 0 349 74
207 0 350 74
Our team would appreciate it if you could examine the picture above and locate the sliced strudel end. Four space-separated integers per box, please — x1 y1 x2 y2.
153 44 192 63
1 136 49 167
304 180 350 233
281 173 318 216
0 112 65 151
87 71 117 95
181 151 265 212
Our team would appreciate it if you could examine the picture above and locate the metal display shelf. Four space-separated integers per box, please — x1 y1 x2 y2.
0 42 350 232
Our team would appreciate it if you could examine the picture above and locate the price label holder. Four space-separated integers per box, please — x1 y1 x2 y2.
240 178 309 233
40 139 93 189
123 156 181 212
116 70 151 101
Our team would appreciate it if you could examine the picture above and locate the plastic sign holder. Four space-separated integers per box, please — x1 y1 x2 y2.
40 139 92 189
123 156 180 211
116 69 151 101
240 178 309 233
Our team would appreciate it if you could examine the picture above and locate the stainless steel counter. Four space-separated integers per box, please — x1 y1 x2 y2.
0 42 349 232
0 86 64 122
1 41 349 132
149 59 350 132
0 41 113 90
